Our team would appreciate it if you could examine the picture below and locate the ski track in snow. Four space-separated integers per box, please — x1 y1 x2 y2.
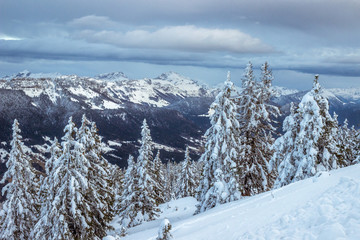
113 164 360 240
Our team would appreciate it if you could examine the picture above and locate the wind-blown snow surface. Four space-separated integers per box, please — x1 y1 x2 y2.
109 164 360 240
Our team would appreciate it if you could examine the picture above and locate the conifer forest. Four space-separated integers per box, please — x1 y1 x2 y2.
1 62 360 240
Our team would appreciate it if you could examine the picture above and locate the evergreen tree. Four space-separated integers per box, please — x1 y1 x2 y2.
164 160 179 202
156 218 173 240
152 150 166 205
77 114 115 237
118 155 139 229
338 118 359 166
111 163 124 213
0 119 39 240
199 168 230 212
177 146 197 198
38 137 62 208
236 62 279 196
274 76 340 187
197 72 241 213
136 119 160 222
271 102 300 188
32 117 94 240
119 120 160 228
313 77 340 171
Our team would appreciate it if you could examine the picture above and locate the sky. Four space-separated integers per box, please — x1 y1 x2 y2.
0 0 360 90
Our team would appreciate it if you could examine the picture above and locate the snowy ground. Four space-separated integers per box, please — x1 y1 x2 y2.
106 164 360 240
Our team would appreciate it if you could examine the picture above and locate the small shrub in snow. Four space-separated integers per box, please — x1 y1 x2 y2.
157 218 173 240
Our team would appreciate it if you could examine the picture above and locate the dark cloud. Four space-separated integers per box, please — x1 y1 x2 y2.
1 0 360 88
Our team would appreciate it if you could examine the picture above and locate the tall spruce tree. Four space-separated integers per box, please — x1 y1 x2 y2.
274 76 340 187
177 146 197 198
136 119 160 221
271 102 300 188
164 160 179 202
31 117 94 240
236 62 279 196
119 120 161 228
77 115 115 237
197 72 241 213
338 119 359 166
152 150 166 205
118 155 139 229
38 137 62 209
0 119 39 240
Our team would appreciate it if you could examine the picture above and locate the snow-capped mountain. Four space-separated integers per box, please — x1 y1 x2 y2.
1 70 360 167
1 71 213 109
2 70 63 81
95 72 129 82
0 71 215 168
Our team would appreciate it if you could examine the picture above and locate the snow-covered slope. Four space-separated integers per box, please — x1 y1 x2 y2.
111 164 360 240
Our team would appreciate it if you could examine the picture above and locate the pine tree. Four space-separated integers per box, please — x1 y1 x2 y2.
156 218 173 240
77 114 115 237
274 76 340 187
38 137 62 208
236 62 279 196
271 102 300 188
164 160 179 202
199 168 230 212
32 117 94 240
111 163 124 214
119 120 160 228
136 119 160 222
118 155 139 229
197 72 241 213
313 77 339 171
0 119 39 240
177 146 197 198
338 118 359 166
152 150 166 205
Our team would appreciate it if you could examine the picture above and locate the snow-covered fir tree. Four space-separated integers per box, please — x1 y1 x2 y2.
0 119 39 240
38 137 62 208
199 168 230 212
314 78 340 172
197 72 241 213
177 146 197 198
77 115 115 237
164 160 179 202
338 118 360 166
274 76 340 187
111 163 124 213
156 218 173 240
119 120 160 228
152 150 166 205
136 119 160 222
118 155 139 230
118 155 138 229
31 117 95 240
271 102 300 187
236 62 279 196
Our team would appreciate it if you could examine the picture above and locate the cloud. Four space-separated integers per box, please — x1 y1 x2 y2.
68 15 119 30
72 25 274 53
0 33 22 41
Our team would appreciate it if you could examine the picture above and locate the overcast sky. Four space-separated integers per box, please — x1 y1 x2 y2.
1 0 359 90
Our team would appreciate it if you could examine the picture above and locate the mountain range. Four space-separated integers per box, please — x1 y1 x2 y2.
1 70 360 171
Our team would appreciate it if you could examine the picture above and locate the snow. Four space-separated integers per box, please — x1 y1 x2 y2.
152 142 178 152
102 100 122 109
107 164 360 240
107 140 122 147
